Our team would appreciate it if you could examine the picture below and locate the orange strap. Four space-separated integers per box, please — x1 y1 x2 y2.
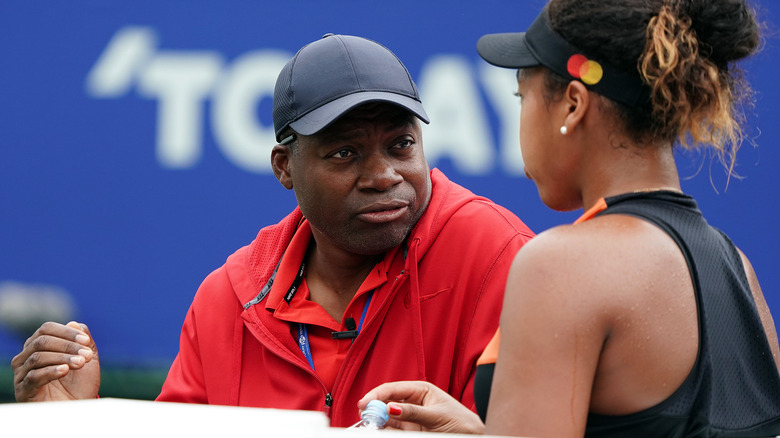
573 197 608 224
477 329 501 366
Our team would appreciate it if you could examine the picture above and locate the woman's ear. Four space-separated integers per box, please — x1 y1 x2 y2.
561 80 590 133
271 144 294 190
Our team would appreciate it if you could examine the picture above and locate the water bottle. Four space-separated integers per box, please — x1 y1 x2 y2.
348 400 389 430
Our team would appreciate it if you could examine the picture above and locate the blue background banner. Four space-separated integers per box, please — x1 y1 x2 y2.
1 1 778 367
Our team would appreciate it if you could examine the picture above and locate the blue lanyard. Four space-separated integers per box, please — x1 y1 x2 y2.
358 291 373 332
297 322 316 370
296 290 374 371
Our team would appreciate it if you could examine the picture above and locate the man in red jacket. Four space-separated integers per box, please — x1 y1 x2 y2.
12 34 535 427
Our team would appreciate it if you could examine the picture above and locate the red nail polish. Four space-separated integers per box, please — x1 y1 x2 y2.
388 404 402 416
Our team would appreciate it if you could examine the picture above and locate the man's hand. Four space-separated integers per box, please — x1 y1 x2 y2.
11 321 100 402
358 381 485 434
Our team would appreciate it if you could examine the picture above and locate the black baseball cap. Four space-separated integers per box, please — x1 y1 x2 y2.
477 9 649 108
272 34 430 142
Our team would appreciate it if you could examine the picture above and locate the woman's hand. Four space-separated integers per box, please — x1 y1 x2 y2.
358 381 485 434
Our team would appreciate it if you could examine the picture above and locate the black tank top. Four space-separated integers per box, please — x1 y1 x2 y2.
474 191 780 437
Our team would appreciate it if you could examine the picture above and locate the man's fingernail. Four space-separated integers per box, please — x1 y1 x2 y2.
75 334 90 344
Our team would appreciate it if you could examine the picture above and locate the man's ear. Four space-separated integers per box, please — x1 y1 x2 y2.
561 80 589 132
271 144 294 190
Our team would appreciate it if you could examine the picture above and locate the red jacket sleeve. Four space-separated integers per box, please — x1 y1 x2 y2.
157 266 241 405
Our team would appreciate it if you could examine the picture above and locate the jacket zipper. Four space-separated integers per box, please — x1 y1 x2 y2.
242 307 332 414
328 270 410 422
246 266 411 421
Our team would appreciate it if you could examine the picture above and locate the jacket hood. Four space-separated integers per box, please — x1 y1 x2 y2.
407 168 491 259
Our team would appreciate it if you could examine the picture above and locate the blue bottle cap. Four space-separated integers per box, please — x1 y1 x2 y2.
363 399 389 424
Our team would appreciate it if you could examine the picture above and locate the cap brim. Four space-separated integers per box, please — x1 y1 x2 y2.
289 91 430 136
477 32 540 69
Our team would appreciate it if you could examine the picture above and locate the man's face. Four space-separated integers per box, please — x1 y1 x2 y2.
274 103 431 255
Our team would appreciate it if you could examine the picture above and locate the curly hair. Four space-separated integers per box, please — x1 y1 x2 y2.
545 0 761 177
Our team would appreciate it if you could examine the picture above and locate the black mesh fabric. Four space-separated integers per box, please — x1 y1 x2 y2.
585 191 780 438
474 363 494 422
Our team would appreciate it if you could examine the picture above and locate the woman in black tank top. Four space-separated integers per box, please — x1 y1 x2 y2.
357 1 780 437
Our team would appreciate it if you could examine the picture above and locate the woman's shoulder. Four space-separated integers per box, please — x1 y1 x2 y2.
509 213 686 304
516 213 668 260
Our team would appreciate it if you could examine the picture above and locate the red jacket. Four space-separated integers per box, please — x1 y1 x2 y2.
157 169 534 426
